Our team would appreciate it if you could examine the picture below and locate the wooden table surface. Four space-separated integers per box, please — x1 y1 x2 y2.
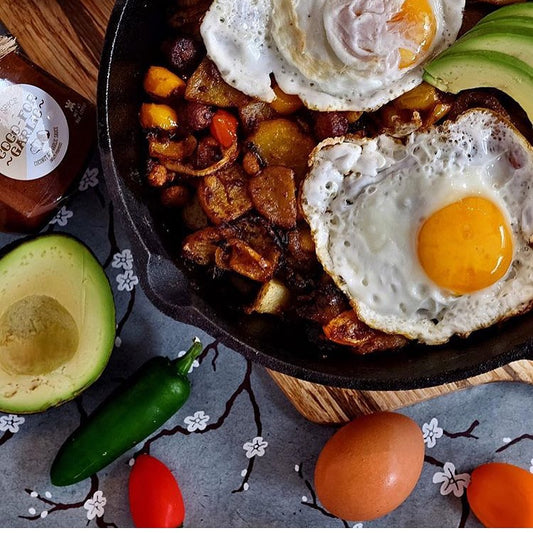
0 0 114 103
2 0 532 424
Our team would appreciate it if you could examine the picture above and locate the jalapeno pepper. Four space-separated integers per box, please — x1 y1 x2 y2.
50 340 202 486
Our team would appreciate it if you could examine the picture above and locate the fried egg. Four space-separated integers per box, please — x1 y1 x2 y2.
200 0 465 111
301 110 533 344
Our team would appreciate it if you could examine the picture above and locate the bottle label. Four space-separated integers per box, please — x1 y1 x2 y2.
0 83 70 181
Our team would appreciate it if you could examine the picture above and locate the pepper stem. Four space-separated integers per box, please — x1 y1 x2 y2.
174 339 203 375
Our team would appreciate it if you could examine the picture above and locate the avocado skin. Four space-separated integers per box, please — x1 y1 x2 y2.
0 234 116 414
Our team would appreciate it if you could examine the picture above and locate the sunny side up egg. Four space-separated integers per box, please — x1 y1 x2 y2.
200 0 465 111
301 110 533 344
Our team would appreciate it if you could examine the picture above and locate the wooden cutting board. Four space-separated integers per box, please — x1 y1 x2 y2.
4 0 532 425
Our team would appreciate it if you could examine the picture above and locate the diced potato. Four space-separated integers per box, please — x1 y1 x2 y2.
160 185 190 208
149 135 197 160
247 279 291 315
197 164 252 224
287 224 316 262
247 118 316 179
323 310 408 354
270 85 303 114
144 66 186 100
220 216 281 267
140 103 179 131
214 246 231 270
147 163 174 187
182 227 221 266
185 58 250 108
182 193 210 231
226 238 276 282
239 101 278 134
242 151 262 176
249 166 297 229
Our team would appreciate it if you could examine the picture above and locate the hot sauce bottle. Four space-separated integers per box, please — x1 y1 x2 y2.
0 37 95 232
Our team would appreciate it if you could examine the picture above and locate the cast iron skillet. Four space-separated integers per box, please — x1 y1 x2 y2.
97 0 533 390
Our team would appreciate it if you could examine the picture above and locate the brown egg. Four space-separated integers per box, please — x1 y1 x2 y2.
314 411 425 521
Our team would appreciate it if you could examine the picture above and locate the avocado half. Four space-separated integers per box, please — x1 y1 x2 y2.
0 234 116 414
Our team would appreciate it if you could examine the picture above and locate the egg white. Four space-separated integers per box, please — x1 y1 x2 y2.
200 0 465 111
301 110 533 344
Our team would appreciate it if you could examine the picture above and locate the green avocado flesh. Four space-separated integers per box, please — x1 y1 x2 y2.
437 31 533 69
477 3 533 23
0 235 115 414
423 51 533 123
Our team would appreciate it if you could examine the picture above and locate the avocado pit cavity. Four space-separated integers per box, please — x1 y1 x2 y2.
0 295 79 376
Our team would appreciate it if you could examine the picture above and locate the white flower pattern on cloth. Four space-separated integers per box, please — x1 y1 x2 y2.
422 418 444 449
79 167 99 191
530 458 533 474
84 490 106 520
243 437 268 459
184 411 210 432
352 524 364 528
0 414 25 433
112 249 134 271
432 462 470 497
116 269 139 292
49 206 73 226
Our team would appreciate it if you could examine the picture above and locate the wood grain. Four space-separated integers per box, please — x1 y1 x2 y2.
0 0 114 103
2 1 531 425
268 359 533 424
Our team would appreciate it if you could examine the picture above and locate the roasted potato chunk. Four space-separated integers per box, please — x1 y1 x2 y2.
246 118 316 179
249 166 297 229
247 279 291 315
149 135 197 160
226 238 276 282
287 224 316 262
144 66 186 100
239 101 277 134
270 85 303 115
221 215 281 267
182 227 221 266
197 164 253 224
140 103 179 131
185 58 251 108
323 310 408 354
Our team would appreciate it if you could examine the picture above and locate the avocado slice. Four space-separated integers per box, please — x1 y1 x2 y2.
460 19 533 42
0 235 115 414
476 3 533 24
423 50 533 123
437 29 533 68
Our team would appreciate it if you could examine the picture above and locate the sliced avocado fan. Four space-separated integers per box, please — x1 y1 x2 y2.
423 2 533 124
0 234 115 414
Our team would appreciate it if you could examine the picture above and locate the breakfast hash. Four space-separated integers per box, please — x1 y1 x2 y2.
139 0 533 354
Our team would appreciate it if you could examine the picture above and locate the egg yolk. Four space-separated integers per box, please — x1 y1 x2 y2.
417 197 513 295
389 0 437 69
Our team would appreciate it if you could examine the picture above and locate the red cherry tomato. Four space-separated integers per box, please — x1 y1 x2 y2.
467 462 533 527
210 110 238 148
128 454 185 528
